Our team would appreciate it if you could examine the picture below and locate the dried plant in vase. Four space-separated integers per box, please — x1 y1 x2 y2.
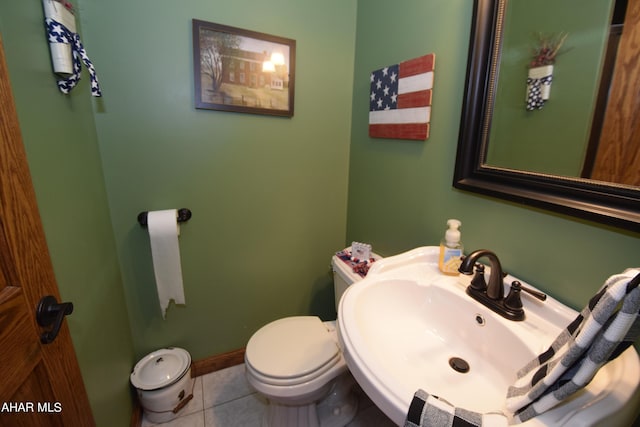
530 32 568 68
51 0 75 14
526 32 568 111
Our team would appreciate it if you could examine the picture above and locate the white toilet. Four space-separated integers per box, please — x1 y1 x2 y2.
245 247 380 427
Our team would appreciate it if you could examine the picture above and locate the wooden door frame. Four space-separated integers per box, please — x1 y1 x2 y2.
0 34 95 425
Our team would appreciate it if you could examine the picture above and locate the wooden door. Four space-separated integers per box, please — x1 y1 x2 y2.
0 36 95 426
591 0 640 186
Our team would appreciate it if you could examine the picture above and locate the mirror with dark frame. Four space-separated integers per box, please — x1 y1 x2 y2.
454 0 640 232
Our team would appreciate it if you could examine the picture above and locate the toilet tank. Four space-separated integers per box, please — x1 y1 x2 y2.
331 247 382 311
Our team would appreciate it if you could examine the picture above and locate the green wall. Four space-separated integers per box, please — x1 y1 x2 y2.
2 0 357 424
81 0 358 360
347 0 640 310
0 2 135 426
487 0 614 176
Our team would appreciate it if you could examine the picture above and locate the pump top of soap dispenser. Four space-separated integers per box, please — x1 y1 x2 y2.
445 219 461 245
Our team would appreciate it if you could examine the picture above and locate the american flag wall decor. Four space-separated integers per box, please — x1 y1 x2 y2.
369 53 435 140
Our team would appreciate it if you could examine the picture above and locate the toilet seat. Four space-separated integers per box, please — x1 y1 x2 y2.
245 316 341 387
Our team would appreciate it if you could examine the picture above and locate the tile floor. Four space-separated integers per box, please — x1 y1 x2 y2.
141 364 397 427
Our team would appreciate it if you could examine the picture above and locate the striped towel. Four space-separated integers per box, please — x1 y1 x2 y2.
506 268 640 422
404 269 640 426
405 390 508 427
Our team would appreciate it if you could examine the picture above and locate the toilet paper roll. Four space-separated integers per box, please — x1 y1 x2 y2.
147 209 185 319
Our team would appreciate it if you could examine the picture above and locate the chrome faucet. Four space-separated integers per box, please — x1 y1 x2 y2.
459 249 546 321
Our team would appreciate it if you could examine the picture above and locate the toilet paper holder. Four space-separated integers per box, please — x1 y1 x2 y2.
138 208 192 227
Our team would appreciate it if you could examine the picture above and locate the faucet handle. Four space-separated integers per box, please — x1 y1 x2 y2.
505 280 547 311
504 281 524 311
470 264 487 292
501 272 547 302
517 281 547 301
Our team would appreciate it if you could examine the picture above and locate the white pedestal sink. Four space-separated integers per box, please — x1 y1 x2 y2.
337 246 640 426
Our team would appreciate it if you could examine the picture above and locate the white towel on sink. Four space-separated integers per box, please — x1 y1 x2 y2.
505 268 640 422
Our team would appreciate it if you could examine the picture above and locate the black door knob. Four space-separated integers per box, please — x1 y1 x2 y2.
36 295 73 344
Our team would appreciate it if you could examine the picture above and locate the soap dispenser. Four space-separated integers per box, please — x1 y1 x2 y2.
439 219 463 276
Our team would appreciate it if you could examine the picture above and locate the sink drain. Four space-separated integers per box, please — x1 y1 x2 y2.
449 357 470 373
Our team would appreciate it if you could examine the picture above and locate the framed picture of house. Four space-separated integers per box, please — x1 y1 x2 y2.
192 19 296 117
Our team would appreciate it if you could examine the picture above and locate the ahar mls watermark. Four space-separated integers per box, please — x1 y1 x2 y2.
1 401 62 413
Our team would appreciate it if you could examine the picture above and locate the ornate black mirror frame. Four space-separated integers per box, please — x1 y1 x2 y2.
453 0 640 232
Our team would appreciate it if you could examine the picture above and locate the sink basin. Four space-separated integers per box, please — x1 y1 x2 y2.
338 246 640 426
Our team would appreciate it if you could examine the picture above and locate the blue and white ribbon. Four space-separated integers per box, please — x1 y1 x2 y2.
526 74 552 111
45 18 102 97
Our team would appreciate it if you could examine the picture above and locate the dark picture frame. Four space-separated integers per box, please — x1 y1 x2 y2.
192 19 296 117
453 0 640 232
